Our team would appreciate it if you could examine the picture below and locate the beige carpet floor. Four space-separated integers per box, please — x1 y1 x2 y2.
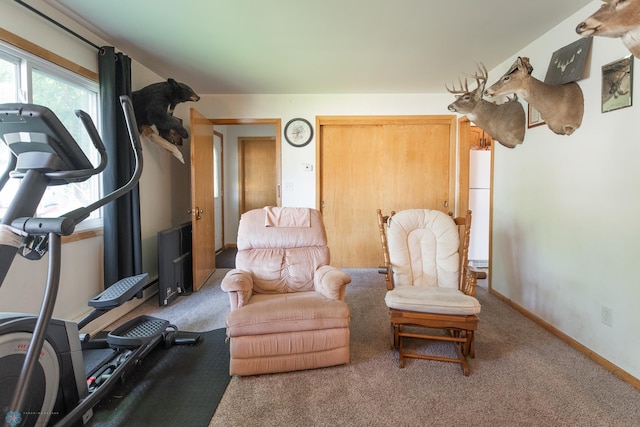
118 268 640 427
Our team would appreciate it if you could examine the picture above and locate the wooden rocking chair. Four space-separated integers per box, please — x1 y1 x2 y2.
377 209 481 375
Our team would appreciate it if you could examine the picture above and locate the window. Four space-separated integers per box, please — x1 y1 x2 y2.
0 41 101 230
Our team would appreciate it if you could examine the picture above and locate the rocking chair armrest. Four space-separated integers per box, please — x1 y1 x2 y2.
467 266 487 279
377 265 394 290
221 269 254 309
314 265 351 300
461 266 479 297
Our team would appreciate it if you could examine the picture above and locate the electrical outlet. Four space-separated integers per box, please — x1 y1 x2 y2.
601 305 613 327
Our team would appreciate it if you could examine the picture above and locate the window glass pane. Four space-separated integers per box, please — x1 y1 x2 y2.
31 69 100 220
32 69 98 158
0 55 18 102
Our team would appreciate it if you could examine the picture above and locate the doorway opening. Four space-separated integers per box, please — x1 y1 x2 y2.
457 117 493 285
209 119 281 250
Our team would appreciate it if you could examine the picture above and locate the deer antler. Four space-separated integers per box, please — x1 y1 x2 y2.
445 77 470 94
470 62 488 90
457 63 488 93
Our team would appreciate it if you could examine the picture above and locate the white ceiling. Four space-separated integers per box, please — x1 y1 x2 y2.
43 0 596 95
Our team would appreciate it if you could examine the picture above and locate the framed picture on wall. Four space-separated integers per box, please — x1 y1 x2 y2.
528 103 545 128
602 55 633 113
544 37 592 85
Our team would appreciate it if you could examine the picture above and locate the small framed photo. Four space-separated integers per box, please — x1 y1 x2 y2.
528 103 545 128
602 55 633 113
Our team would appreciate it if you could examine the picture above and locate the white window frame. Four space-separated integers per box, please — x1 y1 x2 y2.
0 40 102 232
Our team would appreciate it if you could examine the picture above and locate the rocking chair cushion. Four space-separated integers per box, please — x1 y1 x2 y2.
385 286 481 315
387 209 461 289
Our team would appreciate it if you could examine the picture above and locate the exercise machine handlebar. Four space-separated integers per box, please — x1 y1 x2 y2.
61 96 143 226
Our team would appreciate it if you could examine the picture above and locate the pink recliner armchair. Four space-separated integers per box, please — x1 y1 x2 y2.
221 207 351 376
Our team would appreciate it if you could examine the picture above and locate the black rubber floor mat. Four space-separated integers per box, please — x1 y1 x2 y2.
88 328 230 427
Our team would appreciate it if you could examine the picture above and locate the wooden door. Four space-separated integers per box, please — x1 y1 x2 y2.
190 108 215 291
319 116 456 267
239 136 277 213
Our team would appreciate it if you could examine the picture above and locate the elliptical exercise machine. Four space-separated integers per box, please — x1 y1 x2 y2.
0 96 199 427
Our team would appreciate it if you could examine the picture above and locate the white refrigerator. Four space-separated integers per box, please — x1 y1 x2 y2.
468 150 491 267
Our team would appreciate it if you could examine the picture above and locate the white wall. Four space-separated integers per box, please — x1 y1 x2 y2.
176 93 455 245
490 1 640 380
0 1 187 324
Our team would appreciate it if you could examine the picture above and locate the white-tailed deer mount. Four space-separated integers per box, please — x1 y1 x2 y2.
576 0 640 58
447 63 525 149
484 57 584 136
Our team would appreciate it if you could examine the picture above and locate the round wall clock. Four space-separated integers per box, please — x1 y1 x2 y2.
284 118 313 147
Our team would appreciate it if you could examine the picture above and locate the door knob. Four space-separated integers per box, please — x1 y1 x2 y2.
189 207 203 220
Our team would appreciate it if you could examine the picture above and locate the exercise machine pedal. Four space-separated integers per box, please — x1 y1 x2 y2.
88 273 149 310
107 315 170 349
78 274 149 332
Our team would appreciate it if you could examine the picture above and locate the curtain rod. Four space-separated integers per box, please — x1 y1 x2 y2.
14 0 101 51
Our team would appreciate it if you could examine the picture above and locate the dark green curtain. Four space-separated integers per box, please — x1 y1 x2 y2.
98 46 142 288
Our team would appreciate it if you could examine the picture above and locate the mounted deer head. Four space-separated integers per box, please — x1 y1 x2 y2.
447 63 525 148
484 57 584 136
576 0 640 57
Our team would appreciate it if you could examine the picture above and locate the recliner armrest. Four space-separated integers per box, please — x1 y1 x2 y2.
221 269 254 309
314 265 351 300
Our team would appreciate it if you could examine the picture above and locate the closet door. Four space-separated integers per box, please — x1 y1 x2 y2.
319 116 456 267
